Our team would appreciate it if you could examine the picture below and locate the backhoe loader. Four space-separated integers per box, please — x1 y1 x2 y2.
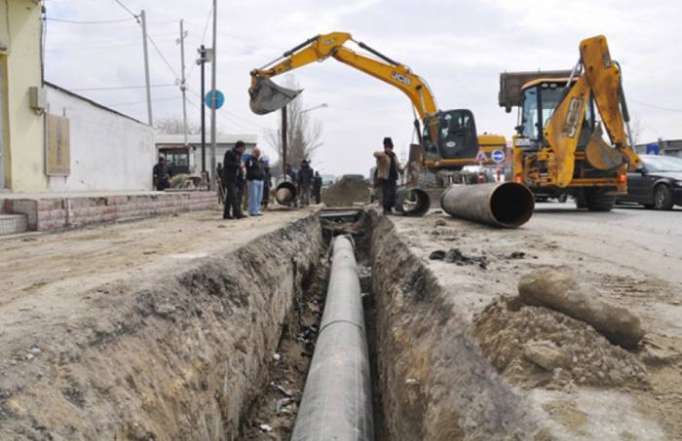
249 32 504 183
499 35 640 211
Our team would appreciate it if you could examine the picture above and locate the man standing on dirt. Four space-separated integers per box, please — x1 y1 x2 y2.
261 156 272 210
153 157 171 191
245 148 265 216
313 171 323 204
297 159 314 207
374 137 402 214
223 141 246 219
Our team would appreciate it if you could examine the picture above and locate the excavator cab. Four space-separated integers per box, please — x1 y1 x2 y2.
518 79 595 149
422 109 479 161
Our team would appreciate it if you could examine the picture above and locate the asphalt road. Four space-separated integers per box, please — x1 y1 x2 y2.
528 201 682 285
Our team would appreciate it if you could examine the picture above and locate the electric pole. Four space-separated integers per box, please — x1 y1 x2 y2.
197 45 207 176
178 19 188 146
209 0 218 188
282 106 288 177
140 10 153 126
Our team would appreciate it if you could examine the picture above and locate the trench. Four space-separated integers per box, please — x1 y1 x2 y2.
1 209 548 441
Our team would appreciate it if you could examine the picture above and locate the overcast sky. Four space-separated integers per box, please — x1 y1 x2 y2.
44 0 682 176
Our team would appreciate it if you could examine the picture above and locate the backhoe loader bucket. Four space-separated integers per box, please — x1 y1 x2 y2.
249 77 302 115
585 124 624 170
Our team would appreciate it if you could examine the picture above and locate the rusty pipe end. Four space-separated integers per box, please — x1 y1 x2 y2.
275 181 297 205
395 187 431 217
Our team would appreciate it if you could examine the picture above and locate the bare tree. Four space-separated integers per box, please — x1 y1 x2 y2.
154 116 201 135
265 77 324 175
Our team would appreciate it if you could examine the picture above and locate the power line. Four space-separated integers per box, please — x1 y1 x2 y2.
187 6 213 83
112 0 139 20
70 84 176 92
629 98 682 113
147 34 180 79
46 17 134 25
111 96 181 106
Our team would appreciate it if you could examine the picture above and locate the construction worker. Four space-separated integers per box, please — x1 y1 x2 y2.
245 147 265 216
373 137 402 214
222 141 246 219
313 171 323 204
262 156 272 210
297 159 314 207
153 157 171 191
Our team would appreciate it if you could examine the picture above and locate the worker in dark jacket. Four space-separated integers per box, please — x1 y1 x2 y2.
245 147 265 216
262 156 272 210
297 159 314 207
153 157 171 191
223 141 246 219
313 171 323 204
373 137 402 214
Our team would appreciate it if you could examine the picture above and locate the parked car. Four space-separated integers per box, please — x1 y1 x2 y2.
619 155 682 210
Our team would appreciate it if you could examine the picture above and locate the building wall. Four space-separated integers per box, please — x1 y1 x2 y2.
2 0 46 191
46 86 155 191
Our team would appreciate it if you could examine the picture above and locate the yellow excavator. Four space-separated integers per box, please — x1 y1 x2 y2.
249 32 505 182
499 35 640 210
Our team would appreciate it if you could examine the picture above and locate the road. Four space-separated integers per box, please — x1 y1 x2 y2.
529 202 682 286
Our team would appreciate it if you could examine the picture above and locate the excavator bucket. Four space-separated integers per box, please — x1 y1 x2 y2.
249 77 302 115
585 123 624 170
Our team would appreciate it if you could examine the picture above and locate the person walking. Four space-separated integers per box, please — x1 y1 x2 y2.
374 137 402 215
222 141 246 219
245 148 265 216
261 156 272 210
313 171 323 204
297 159 314 207
153 157 171 191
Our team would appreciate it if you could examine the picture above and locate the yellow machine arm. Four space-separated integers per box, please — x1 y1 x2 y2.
544 35 640 186
250 32 438 119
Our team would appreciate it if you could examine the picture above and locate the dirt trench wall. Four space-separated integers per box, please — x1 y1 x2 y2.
0 215 322 441
370 213 546 441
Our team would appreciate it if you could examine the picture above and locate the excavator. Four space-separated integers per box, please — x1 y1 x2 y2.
249 32 506 183
499 35 640 211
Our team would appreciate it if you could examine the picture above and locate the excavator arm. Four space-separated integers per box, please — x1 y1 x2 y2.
249 32 438 119
544 35 640 187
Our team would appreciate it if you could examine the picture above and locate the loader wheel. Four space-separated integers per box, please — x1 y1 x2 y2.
585 188 615 212
653 184 674 210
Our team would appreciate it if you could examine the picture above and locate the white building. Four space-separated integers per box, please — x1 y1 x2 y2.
45 83 155 191
155 134 258 178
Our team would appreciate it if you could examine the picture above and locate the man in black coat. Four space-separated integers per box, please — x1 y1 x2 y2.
313 171 323 204
153 157 171 191
297 159 314 207
223 141 246 219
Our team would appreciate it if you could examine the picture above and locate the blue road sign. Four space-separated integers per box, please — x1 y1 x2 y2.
491 149 506 163
205 89 225 109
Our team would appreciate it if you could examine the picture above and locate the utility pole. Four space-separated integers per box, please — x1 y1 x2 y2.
197 45 207 176
178 19 188 146
209 0 218 188
140 10 153 126
281 106 288 177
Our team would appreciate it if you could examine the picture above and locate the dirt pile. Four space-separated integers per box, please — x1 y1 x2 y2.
322 177 369 207
519 269 644 348
473 299 648 390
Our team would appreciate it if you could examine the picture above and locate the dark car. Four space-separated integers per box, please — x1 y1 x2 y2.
620 155 682 210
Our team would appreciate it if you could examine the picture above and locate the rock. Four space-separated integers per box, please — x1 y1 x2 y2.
429 250 446 260
434 219 447 227
518 270 644 349
154 302 176 317
523 340 569 370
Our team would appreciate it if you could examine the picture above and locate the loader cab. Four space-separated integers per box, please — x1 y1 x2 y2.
516 78 594 148
422 109 479 162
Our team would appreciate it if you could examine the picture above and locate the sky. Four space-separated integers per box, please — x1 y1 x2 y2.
44 0 682 176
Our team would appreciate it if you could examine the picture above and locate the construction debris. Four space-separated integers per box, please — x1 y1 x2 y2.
518 269 644 349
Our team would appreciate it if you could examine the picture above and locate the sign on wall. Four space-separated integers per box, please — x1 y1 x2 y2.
46 114 70 176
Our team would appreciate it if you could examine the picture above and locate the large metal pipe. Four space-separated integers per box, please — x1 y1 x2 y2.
394 187 430 217
291 236 374 441
440 182 534 228
275 181 298 205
